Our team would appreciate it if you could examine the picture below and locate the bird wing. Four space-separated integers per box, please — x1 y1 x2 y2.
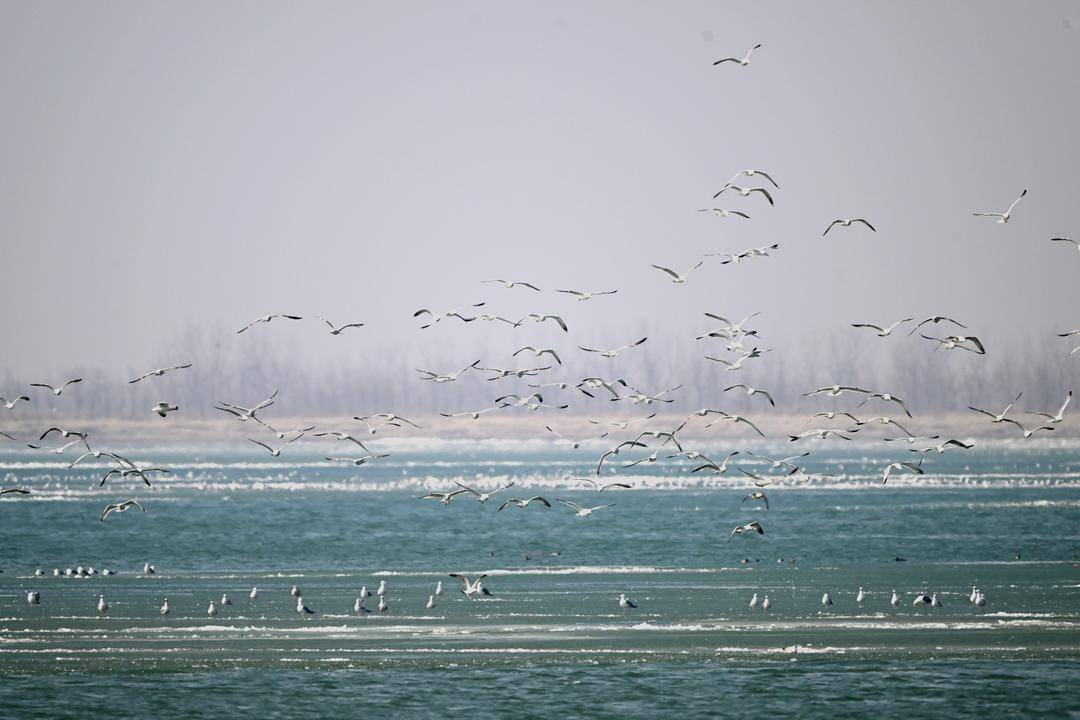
29 383 56 392
652 265 680 279
557 499 583 511
854 219 876 231
822 220 841 236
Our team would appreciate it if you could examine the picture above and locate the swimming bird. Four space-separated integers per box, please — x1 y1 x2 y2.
882 461 924 484
652 261 704 284
749 593 759 610
1025 390 1072 424
100 499 145 522
128 364 192 384
354 596 370 615
728 521 765 542
741 492 769 510
713 43 761 66
973 188 1027 223
377 581 387 597
975 592 986 607
557 499 615 517
890 591 901 608
144 563 155 575
698 208 750 219
26 591 40 606
221 593 232 606
724 384 775 406
454 480 516 504
237 314 303 334
0 394 30 409
851 318 915 337
315 316 365 335
208 600 219 617
497 496 552 511
931 593 943 608
823 218 875 236
909 316 968 335
545 426 608 449
426 595 436 610
420 489 470 506
578 337 647 358
416 360 481 383
97 594 109 614
160 597 169 615
762 596 771 611
912 592 932 607
556 288 618 301
250 587 258 601
151 402 179 418
482 279 541 291
435 581 443 596
618 593 638 615
378 597 388 612
714 185 774 205
514 347 562 365
30 378 83 396
822 592 834 608
296 597 315 614
450 574 493 599
359 586 371 600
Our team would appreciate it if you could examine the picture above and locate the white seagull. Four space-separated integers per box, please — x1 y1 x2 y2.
698 208 750 219
215 390 279 422
482 279 541 291
296 597 315 614
160 597 169 615
413 303 486 328
30 378 83 396
713 43 761 66
128 364 192 384
823 218 875 236
1025 390 1072 424
0 394 30 409
450 574 493 599
546 426 608 449
316 316 365 335
652 261 704 284
618 593 638 615
578 337 647 358
151 402 179 418
420 489 470 506
498 496 552 511
821 592 834 608
557 499 615 517
851 318 914 337
97 594 109 614
724 384 775 406
728 521 765 542
556 288 618 301
1050 237 1079 251
454 480 516 503
416 360 481 383
100 499 145 522
882 461 924 484
714 185 774 205
514 347 562 365
973 188 1027 223
236 314 303 334
722 169 780 190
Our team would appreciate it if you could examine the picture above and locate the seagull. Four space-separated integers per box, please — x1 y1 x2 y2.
858 392 913 418
100 466 169 487
30 378 83 396
517 313 568 332
439 406 502 420
494 393 567 411
144 563 155 575
851 318 914 337
969 393 1023 428
416 360 481 383
746 451 811 471
975 592 986 607
26 591 40 606
823 218 875 236
712 43 761 66
0 394 30 409
485 366 554 381
312 431 369 450
920 334 987 354
578 377 629 400
709 244 780 265
973 188 1027 223
623 385 682 405
742 491 769 510
514 347 562 365
706 413 765 437
1025 390 1072 424
689 450 742 475
250 433 307 457
220 593 232 606
557 499 615 517
250 587 258 601
1051 237 1080 251
159 597 169 615
804 385 871 399
723 169 780 190
324 452 390 466
587 413 656 431
652 261 704 284
931 593 944 608
705 349 769 372
546 426 608 449
912 593 932 607
435 581 444 596
556 288 618 301
576 478 633 492
856 416 914 437
762 596 771 612
254 421 318 440
714 185 774 205
454 480 516 503
724 384 775 406
789 429 853 442
315 316 365 335
822 592 834 608
856 587 866 605
290 585 301 597
99 499 145 522
413 303 486 328
450 574 493 599
97 594 109 614
38 426 88 441
425 594 436 610
128 364 192 384
698 208 750 219
618 593 638 615
236 314 303 334
498 496 552 511
890 591 901 608
420 489 470 506
482 279 541 291
353 596 370 614
215 390 279 422
596 441 648 474
909 316 968 335
882 461 924 484
353 412 422 433
26 439 86 455
1018 423 1056 439
908 439 974 462
150 402 179 418
578 337 647 358
68 448 135 470
1058 329 1080 337
296 596 315 614
378 597 388 612
728 521 764 542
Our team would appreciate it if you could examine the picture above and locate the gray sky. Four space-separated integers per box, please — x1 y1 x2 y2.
2 0 1078 380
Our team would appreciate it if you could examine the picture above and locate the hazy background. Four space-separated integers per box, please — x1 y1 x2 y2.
1 0 1078 419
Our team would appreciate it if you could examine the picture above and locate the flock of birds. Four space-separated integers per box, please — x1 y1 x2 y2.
2 42 1077 624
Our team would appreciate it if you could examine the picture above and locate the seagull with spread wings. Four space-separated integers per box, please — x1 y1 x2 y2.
973 188 1027 223
236 314 302 334
578 337 647 358
30 378 82 396
316 317 365 335
823 218 875 236
652 261 704 284
129 364 192 384
713 43 761 67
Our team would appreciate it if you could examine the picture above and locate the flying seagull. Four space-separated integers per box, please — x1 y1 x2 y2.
713 43 761 66
215 390 278 422
578 337 647 358
482 279 541 291
514 347 562 365
920 334 987 354
236 314 303 334
909 316 968 335
545 426 608 449
576 477 633 492
316 317 365 335
973 188 1027 223
413 303 486 328
858 392 913 418
851 318 914 337
556 499 615 517
449 574 493 599
0 394 30 409
100 499 145 522
724 384 775 406
1050 237 1079 251
249 432 305 457
742 491 769 510
722 169 779 190
689 450 742 475
968 393 1023 428
151 402 179 418
556 288 618 301
652 261 704 284
728 521 764 542
416 360 481 383
129 364 192 384
30 378 82 396
823 218 875 236
1025 390 1072 424
517 313 568 332
324 452 390 466
714 185 774 205
0 487 30 497
312 431 370 450
698 208 750 219
454 480 516 503
498 496 552 511
882 461 924 484
419 489 470 506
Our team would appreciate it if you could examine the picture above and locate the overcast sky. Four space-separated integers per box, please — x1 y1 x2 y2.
1 1 1078 381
